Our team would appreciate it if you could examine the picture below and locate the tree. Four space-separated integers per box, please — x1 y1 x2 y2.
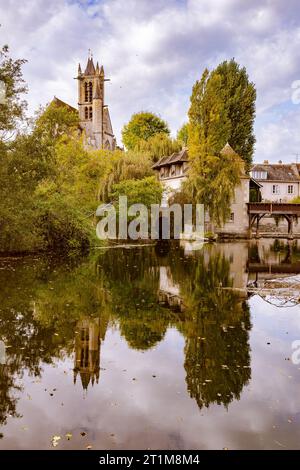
186 60 255 225
0 44 27 141
121 111 170 150
136 132 180 162
33 99 79 143
185 144 243 226
110 176 162 209
177 123 188 147
188 60 256 169
98 150 155 203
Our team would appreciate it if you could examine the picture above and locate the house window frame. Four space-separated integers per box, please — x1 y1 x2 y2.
272 184 280 195
288 184 294 194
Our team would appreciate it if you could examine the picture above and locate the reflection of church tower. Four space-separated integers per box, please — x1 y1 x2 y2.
77 52 116 150
73 318 101 390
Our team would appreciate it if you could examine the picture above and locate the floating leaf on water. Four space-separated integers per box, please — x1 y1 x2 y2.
80 432 87 437
51 435 61 447
65 433 72 440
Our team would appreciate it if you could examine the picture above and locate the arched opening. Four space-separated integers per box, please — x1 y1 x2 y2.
84 82 93 102
250 213 295 238
89 106 93 119
104 139 111 150
84 106 88 119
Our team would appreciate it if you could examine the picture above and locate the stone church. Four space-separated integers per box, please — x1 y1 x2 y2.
53 54 116 150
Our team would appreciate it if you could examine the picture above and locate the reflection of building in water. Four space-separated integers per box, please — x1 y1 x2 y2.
248 239 300 282
158 266 185 311
74 318 101 390
210 242 249 294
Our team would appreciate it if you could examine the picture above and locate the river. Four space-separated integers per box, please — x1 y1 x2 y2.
0 239 300 449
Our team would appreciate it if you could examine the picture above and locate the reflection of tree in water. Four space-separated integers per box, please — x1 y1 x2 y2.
0 255 109 426
97 243 252 410
0 257 65 426
0 242 252 426
169 247 251 409
96 247 171 350
0 363 21 426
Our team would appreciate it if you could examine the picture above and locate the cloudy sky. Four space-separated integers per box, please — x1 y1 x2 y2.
1 0 300 162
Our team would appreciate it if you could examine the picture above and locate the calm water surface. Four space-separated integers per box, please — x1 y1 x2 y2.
0 239 300 450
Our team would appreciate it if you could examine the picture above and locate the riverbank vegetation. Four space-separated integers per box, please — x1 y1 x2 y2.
0 42 256 254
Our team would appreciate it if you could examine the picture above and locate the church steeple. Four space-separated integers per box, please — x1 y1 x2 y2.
77 53 115 150
84 51 96 75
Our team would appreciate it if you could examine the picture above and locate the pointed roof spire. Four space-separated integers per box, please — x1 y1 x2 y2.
95 61 100 75
100 65 104 77
220 142 239 157
78 63 82 75
84 50 96 75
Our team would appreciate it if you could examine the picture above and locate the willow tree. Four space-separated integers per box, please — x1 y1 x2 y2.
135 132 180 162
186 60 255 225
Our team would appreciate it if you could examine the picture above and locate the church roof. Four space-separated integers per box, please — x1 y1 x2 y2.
51 96 77 113
84 57 96 75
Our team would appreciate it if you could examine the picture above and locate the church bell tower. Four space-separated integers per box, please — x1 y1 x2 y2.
77 52 115 150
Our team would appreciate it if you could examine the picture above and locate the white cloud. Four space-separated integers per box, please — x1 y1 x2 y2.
0 0 300 161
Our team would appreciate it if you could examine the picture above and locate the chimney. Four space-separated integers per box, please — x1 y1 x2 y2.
263 160 269 164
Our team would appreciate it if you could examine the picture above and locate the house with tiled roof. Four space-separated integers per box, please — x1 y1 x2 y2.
250 161 300 202
152 143 254 237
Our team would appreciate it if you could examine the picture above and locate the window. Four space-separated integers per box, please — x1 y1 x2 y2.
288 185 294 194
251 170 267 179
89 106 93 119
84 82 93 102
272 185 280 194
230 212 234 222
88 82 93 102
84 106 88 119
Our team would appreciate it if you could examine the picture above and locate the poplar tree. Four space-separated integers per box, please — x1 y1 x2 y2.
186 60 256 225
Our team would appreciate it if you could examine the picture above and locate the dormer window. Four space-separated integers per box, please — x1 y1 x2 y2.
251 170 267 179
